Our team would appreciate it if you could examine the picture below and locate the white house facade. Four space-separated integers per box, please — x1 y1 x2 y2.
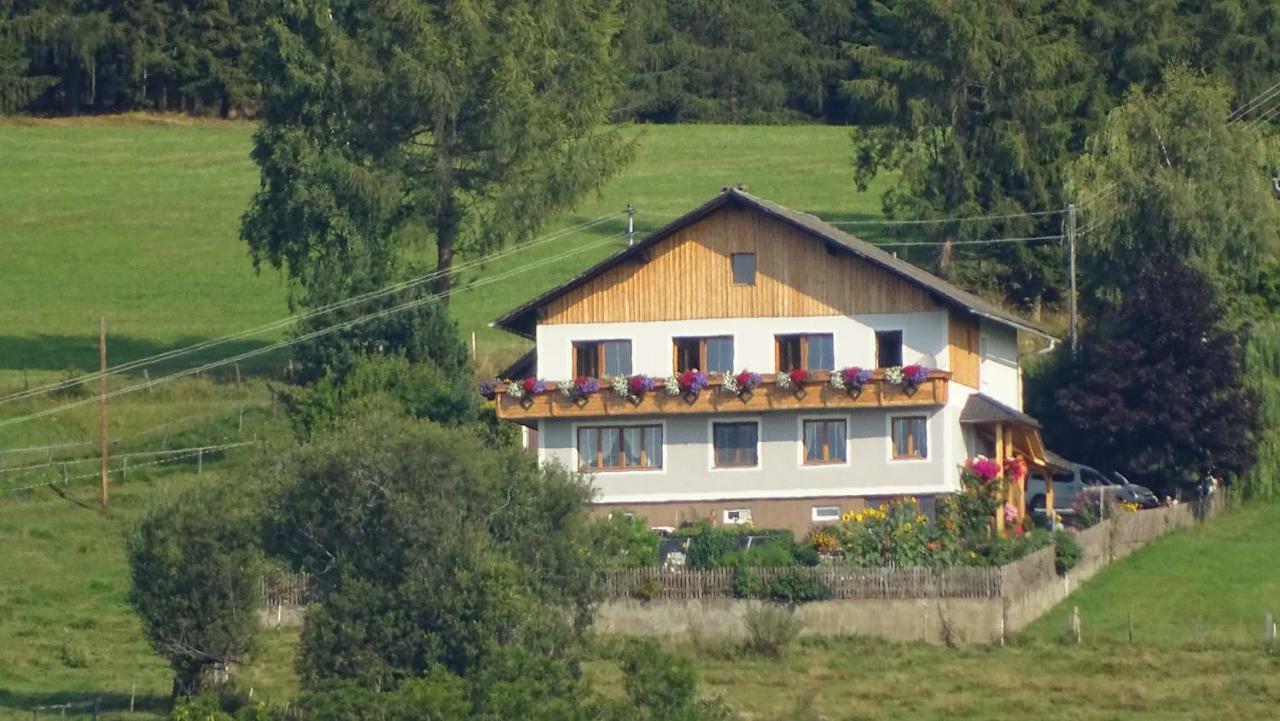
489 189 1056 533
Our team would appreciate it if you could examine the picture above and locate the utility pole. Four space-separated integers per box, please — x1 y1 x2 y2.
1067 203 1078 356
99 317 109 509
625 203 635 246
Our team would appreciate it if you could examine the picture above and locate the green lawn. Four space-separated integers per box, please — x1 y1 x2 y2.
1025 501 1280 646
0 115 893 386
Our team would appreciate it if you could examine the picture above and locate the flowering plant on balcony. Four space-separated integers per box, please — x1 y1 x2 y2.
506 377 547 399
903 364 929 385
829 366 873 392
666 369 709 399
882 366 904 385
721 370 762 398
560 375 600 404
774 368 810 390
611 373 655 404
479 378 501 400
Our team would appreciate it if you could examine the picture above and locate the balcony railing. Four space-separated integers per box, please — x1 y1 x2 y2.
490 370 949 421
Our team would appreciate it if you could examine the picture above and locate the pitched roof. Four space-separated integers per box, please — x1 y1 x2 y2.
958 393 1042 428
493 188 1057 340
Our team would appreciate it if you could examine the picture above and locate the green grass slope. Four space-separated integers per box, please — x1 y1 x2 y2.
0 115 893 386
1025 502 1280 646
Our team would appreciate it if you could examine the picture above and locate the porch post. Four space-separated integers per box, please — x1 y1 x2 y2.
1044 470 1056 529
993 423 1005 536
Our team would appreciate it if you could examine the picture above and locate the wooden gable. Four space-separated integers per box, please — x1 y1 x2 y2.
542 205 942 324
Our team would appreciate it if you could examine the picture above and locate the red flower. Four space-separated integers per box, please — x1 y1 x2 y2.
521 377 542 395
789 368 810 384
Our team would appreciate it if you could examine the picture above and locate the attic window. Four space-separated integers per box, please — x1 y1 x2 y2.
731 253 756 285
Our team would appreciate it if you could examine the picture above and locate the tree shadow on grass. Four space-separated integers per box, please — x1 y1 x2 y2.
0 334 290 379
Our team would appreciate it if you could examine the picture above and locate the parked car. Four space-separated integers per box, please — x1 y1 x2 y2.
1027 462 1157 513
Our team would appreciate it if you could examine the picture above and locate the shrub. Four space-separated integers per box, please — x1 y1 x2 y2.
761 570 832 604
593 512 661 569
731 564 759 599
685 525 738 569
743 604 801 658
1053 530 1082 575
630 577 664 602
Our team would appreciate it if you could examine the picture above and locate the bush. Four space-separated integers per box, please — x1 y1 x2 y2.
743 605 801 658
613 639 732 720
731 564 759 599
684 524 739 569
760 570 832 604
630 576 664 602
593 512 661 569
1053 531 1082 575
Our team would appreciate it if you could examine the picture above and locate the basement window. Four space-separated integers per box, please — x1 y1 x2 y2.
811 506 841 522
723 508 753 525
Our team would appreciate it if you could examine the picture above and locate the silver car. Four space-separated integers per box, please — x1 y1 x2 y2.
1028 463 1158 513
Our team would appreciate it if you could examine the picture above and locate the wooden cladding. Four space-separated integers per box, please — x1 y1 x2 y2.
494 372 949 422
541 206 941 324
948 310 981 389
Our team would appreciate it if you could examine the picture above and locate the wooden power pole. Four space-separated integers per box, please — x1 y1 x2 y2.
1067 203 1079 356
99 317 109 509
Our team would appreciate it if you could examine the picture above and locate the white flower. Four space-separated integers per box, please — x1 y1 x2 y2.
884 366 904 385
506 380 525 398
721 373 740 395
665 376 681 395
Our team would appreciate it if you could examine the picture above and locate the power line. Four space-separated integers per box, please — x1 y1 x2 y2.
1228 80 1280 121
828 208 1063 227
0 213 623 407
0 232 628 430
875 233 1064 248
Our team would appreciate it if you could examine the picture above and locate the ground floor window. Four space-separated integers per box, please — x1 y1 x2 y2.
803 418 847 464
578 425 662 470
723 508 752 524
811 505 841 522
891 416 928 459
712 421 759 467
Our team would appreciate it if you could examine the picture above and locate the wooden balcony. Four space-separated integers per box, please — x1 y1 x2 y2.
493 370 949 422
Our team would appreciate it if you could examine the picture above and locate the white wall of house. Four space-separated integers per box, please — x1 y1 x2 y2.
539 407 955 504
978 320 1021 409
534 311 950 380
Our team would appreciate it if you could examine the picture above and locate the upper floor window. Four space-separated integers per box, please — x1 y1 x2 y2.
578 424 662 471
712 421 759 468
776 333 834 372
876 330 903 368
803 419 847 464
573 339 632 377
674 336 734 374
891 415 928 460
731 253 757 285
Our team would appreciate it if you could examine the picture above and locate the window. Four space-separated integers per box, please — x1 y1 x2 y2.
723 508 752 525
673 336 734 374
573 340 632 377
811 506 841 522
803 419 847 464
731 253 757 285
775 334 835 372
875 330 904 368
891 416 928 460
578 425 662 470
712 421 759 467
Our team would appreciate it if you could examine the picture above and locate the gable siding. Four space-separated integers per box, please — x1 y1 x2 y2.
542 205 941 324
947 310 981 389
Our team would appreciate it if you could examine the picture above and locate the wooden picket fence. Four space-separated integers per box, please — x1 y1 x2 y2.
599 564 1003 600
260 572 312 607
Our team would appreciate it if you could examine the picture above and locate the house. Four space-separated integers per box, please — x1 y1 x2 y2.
488 188 1060 534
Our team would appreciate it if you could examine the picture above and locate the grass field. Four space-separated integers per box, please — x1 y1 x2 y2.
3 485 1279 720
0 115 895 381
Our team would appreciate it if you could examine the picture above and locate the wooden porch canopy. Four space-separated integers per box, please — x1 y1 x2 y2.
960 394 1068 531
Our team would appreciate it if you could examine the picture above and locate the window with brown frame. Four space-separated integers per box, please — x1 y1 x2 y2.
891 416 928 459
803 419 847 464
712 421 758 467
673 336 734 374
577 425 662 471
775 333 834 372
573 340 632 377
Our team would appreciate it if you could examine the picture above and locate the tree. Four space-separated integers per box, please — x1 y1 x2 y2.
127 488 263 698
240 0 632 376
1071 68 1280 317
844 0 1093 313
263 412 601 692
1027 256 1259 492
